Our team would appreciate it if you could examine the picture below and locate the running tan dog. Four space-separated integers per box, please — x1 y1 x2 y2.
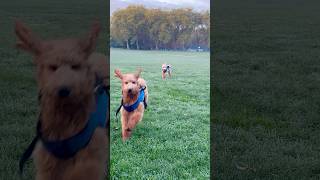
15 20 109 180
161 63 172 79
114 69 148 141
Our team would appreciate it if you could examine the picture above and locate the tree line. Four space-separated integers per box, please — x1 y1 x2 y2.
111 5 210 51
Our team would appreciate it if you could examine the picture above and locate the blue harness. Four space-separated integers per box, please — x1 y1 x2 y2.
41 86 108 158
123 88 145 112
19 85 109 174
115 88 147 118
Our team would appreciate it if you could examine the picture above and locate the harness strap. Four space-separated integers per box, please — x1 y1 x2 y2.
141 87 147 109
19 90 44 174
143 98 147 109
115 99 123 120
19 132 39 175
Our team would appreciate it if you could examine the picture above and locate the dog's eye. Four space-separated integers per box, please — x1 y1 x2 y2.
71 64 81 70
125 82 128 84
132 81 136 84
49 65 58 71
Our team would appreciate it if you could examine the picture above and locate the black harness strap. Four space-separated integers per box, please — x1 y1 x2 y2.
19 118 41 175
143 98 147 109
19 135 39 175
115 99 123 120
19 91 43 174
141 86 147 109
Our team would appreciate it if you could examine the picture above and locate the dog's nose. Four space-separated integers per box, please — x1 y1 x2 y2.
58 87 71 97
128 89 132 93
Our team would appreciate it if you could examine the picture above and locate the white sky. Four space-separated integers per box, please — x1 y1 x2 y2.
114 0 210 12
122 0 203 5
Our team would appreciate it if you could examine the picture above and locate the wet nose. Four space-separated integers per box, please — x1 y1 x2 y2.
58 87 71 97
128 89 132 93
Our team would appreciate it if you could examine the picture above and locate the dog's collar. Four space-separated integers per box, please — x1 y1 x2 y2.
19 85 109 175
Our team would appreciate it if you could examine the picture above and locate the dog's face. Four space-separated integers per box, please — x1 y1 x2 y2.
15 21 100 104
114 69 142 98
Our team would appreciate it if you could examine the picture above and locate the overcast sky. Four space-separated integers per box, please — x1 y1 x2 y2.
111 0 210 14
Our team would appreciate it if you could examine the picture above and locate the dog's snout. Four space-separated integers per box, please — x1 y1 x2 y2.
128 89 132 93
58 87 71 97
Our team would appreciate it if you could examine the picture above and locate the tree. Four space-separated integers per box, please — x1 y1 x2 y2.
111 9 133 49
110 6 210 51
125 5 147 50
158 21 172 49
189 10 210 50
146 9 167 50
167 8 194 50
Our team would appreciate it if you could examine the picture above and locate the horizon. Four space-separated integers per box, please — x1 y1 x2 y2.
110 0 210 15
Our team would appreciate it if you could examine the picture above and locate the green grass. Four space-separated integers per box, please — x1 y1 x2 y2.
110 48 210 179
0 0 107 179
213 0 320 179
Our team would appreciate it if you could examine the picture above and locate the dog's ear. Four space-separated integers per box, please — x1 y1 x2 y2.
80 21 101 56
114 69 123 79
14 20 43 55
135 68 142 78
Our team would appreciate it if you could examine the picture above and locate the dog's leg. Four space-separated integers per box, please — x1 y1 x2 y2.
121 116 131 141
128 111 144 129
122 128 132 141
63 162 104 180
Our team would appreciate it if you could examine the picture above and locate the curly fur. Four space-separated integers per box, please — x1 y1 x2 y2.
15 20 109 180
114 68 148 141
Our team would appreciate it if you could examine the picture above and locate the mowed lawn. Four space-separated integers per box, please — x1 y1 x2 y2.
0 0 107 179
110 48 210 179
213 0 320 179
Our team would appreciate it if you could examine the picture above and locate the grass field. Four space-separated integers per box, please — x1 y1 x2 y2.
0 0 107 179
213 0 320 179
110 48 210 179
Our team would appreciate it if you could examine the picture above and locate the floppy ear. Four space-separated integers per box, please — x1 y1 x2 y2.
135 68 142 78
14 20 43 55
114 69 123 79
80 21 101 56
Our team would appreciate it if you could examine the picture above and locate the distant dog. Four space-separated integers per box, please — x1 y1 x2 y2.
15 20 109 180
114 68 148 141
162 63 172 79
